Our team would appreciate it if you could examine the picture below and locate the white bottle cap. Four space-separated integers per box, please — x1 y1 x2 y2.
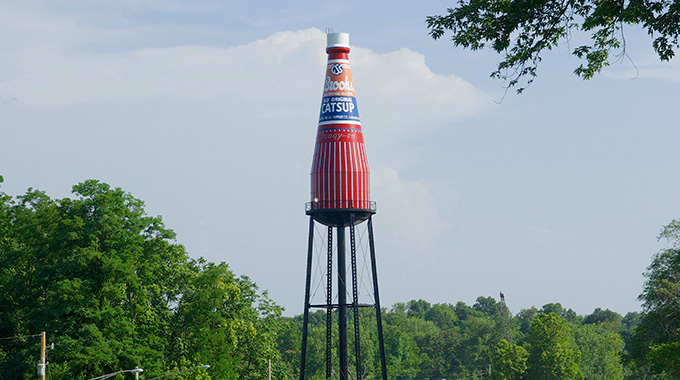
326 33 350 48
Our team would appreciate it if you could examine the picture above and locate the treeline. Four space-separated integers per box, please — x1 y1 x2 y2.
274 299 639 380
1 179 679 379
272 218 680 380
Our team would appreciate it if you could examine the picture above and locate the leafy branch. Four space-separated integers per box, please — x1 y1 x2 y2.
427 0 680 92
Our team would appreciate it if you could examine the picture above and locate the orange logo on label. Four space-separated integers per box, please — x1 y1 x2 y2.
323 63 355 97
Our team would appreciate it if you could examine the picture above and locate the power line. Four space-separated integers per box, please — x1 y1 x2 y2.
0 333 42 341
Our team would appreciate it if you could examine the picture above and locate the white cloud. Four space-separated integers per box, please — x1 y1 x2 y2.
372 167 449 260
0 29 324 107
353 47 489 136
635 60 680 82
1 20 488 125
603 50 680 82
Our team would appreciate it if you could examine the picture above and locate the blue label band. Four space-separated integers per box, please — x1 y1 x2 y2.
319 96 360 123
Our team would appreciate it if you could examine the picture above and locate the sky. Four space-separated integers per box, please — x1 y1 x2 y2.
2 0 680 317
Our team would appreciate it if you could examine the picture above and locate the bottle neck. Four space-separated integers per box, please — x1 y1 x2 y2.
326 46 350 60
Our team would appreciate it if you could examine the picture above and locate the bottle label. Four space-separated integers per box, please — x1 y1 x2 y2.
318 61 360 125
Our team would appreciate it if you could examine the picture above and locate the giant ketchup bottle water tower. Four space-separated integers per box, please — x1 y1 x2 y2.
300 32 388 380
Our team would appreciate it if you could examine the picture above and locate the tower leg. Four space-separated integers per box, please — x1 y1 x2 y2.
337 226 348 380
368 216 388 380
300 217 315 380
326 227 333 379
349 214 362 380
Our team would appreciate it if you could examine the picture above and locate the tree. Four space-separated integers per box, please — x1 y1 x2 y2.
584 308 623 332
474 296 501 318
491 339 527 380
0 181 181 379
426 0 680 92
540 303 582 324
424 303 459 331
453 300 483 322
626 219 680 378
515 307 538 335
383 322 427 379
275 317 302 379
422 328 456 378
457 315 499 375
407 299 432 319
573 324 623 380
170 261 284 380
526 313 582 380
0 180 283 380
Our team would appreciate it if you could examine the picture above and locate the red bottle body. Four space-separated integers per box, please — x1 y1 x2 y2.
310 35 371 212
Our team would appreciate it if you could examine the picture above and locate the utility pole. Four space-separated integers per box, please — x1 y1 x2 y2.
134 366 140 380
38 331 46 380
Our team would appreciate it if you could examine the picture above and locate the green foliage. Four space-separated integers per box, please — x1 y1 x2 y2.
515 307 538 335
426 0 680 92
406 299 432 319
277 298 642 380
625 219 680 378
457 315 498 373
491 339 527 380
574 324 623 380
274 297 650 380
425 303 459 330
0 180 282 380
647 341 680 376
384 321 427 379
474 296 501 317
425 327 461 377
539 303 582 324
526 313 582 380
584 307 623 332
